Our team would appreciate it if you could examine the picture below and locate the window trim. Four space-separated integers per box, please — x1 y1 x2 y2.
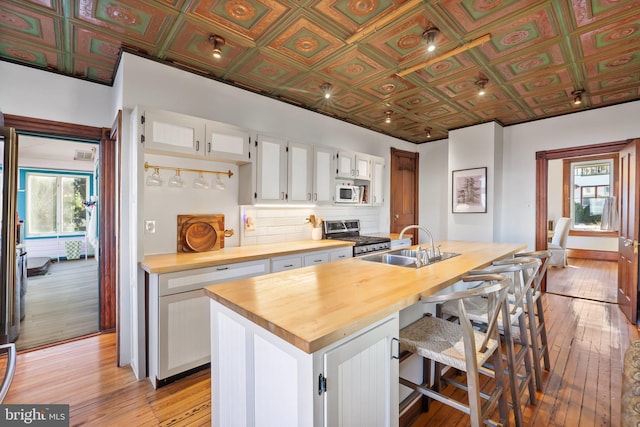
25 170 93 238
562 153 619 237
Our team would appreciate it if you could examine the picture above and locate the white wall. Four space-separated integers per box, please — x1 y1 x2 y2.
417 139 449 242
501 101 640 250
0 62 112 127
447 122 503 242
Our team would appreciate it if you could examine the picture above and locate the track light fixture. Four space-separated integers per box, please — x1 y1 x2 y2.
385 110 392 124
425 127 432 138
320 82 333 99
422 27 439 52
209 35 225 59
475 78 488 96
572 90 584 105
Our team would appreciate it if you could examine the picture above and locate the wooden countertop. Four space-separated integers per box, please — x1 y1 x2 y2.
140 239 354 274
204 241 525 354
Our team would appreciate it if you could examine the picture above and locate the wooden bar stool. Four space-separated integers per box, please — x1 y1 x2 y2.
512 250 552 391
440 259 540 426
399 274 512 427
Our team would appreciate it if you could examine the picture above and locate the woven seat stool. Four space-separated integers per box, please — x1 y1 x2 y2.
440 258 540 426
400 274 512 427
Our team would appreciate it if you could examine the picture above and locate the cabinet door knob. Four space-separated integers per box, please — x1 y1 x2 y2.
307 193 312 201
208 142 211 153
196 140 200 151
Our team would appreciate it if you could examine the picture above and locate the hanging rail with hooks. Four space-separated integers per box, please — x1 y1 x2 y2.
143 161 234 178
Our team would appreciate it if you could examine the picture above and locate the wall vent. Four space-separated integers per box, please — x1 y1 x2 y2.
74 150 94 161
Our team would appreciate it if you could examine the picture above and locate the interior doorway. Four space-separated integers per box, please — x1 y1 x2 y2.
4 114 117 351
15 136 100 350
536 140 628 301
390 148 419 242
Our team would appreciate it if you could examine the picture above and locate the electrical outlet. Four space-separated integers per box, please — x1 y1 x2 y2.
244 214 255 231
144 220 156 234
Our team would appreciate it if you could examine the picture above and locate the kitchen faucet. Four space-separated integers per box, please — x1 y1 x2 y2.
398 225 441 266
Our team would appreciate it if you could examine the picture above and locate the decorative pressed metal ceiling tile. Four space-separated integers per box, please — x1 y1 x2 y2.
0 2 58 47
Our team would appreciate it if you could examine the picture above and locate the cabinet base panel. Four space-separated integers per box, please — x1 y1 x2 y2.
156 363 210 388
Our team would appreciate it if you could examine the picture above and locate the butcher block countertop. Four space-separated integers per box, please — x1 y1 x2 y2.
140 239 354 274
204 241 525 354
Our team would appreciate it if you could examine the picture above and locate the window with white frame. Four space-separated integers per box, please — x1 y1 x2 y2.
26 172 90 237
564 156 616 232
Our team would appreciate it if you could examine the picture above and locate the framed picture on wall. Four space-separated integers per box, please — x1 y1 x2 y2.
452 167 487 213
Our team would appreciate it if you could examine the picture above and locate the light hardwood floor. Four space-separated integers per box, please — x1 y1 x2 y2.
16 259 99 350
2 268 637 426
546 258 617 303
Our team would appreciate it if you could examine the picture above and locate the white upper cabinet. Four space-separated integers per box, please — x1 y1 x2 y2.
252 137 324 205
336 151 355 179
288 141 313 203
204 121 251 163
141 108 250 164
336 151 371 180
256 135 288 203
371 157 385 206
143 109 204 156
355 154 372 180
313 146 335 204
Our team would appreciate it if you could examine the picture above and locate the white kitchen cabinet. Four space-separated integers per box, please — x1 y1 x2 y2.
371 156 385 206
329 246 352 261
313 146 335 204
141 109 251 164
204 120 251 163
271 255 303 272
288 141 313 203
323 314 399 427
147 259 269 387
304 251 330 266
336 151 371 180
256 135 288 203
210 303 399 427
143 109 204 156
158 289 210 380
252 136 318 205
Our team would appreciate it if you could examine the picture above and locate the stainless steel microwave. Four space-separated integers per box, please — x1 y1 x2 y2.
335 184 359 203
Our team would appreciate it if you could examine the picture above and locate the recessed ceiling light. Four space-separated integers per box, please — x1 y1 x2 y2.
571 90 584 105
385 110 392 124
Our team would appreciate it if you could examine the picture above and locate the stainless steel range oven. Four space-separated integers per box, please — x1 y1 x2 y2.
323 219 391 257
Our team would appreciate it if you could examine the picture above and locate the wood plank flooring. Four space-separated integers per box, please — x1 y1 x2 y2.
547 258 617 303
16 259 99 350
2 263 638 426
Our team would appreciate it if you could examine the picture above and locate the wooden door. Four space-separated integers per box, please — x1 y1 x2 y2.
390 148 419 244
618 139 639 323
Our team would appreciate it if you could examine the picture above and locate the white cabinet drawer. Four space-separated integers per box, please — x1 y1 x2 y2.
304 252 329 266
329 247 352 261
271 256 303 273
158 259 269 296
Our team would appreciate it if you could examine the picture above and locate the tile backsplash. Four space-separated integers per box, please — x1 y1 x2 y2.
239 205 386 246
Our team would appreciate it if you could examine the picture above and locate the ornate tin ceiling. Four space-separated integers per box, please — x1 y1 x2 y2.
1 0 639 143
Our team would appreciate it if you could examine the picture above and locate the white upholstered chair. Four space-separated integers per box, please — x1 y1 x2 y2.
548 217 570 267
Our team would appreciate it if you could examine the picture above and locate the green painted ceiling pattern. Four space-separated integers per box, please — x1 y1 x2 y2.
1 0 639 143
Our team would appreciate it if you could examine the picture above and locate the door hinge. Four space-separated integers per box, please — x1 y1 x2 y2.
318 373 327 395
140 134 145 144
141 115 145 125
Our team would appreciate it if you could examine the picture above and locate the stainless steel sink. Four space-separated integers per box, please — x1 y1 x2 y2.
359 254 420 267
359 250 460 268
387 250 461 263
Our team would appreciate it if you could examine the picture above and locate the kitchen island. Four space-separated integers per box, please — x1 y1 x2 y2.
204 241 525 427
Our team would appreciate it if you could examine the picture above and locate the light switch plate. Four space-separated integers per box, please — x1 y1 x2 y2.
144 220 156 234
